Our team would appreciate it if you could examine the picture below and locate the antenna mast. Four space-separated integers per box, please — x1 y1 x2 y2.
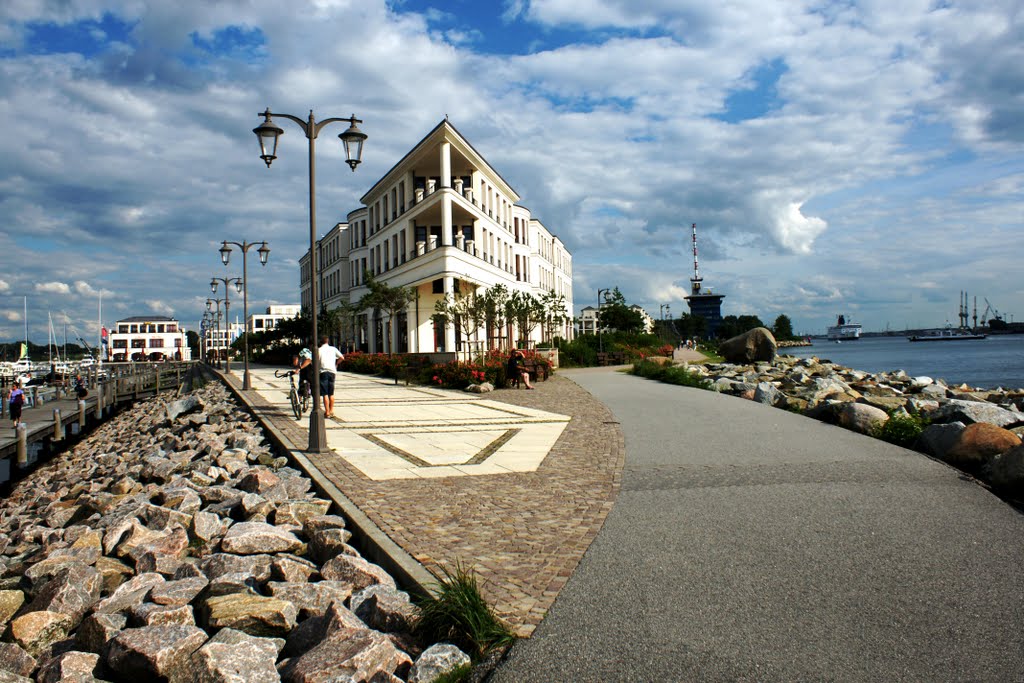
690 223 702 295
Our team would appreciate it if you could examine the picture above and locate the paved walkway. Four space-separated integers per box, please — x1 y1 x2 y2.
492 369 1024 682
232 366 623 636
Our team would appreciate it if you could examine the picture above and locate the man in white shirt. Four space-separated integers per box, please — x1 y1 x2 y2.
317 336 344 418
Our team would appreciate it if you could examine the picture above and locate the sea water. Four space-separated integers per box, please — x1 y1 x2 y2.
782 334 1024 390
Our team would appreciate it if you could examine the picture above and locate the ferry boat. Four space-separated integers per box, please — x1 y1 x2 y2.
908 325 987 342
827 315 862 341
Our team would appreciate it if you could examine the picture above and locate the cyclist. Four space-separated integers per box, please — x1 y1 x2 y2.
296 348 314 401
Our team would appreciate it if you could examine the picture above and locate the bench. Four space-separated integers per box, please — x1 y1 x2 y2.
508 360 550 388
596 352 626 366
395 356 434 386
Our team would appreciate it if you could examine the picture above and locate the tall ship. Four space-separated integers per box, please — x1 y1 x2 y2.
827 314 862 341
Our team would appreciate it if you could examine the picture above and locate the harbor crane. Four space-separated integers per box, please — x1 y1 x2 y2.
981 298 1007 330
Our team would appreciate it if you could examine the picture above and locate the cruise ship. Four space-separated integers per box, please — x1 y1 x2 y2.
827 314 862 341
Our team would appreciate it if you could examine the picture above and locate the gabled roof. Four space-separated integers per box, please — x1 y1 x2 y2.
360 119 519 204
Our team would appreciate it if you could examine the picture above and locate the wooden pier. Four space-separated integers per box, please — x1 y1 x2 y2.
0 362 197 484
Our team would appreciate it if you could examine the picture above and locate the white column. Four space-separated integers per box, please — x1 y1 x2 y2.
442 194 453 246
444 277 457 352
441 141 451 188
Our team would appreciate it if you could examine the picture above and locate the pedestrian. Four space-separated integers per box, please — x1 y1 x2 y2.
74 374 88 399
9 380 24 428
317 336 344 418
506 349 535 389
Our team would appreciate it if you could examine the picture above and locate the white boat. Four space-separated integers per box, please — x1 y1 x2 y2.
908 325 987 342
827 314 862 341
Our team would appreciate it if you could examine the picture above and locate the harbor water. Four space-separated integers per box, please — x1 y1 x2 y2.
782 334 1024 390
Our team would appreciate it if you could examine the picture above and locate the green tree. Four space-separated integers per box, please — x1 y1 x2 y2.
434 286 487 355
186 330 200 359
481 284 510 350
716 314 766 339
505 290 544 347
772 314 795 340
359 274 417 354
597 287 644 333
539 289 569 343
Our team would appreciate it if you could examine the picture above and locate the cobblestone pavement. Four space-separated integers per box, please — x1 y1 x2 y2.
226 367 625 636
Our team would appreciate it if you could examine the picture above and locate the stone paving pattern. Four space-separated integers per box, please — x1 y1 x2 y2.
226 368 625 636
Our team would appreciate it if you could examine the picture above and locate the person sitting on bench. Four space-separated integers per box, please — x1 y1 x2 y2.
507 349 534 389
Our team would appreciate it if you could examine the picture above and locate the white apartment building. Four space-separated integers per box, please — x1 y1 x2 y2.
577 306 600 336
633 305 655 333
108 316 191 362
575 304 654 335
300 119 573 354
248 304 301 334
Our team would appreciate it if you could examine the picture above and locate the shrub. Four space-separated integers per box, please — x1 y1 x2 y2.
630 359 712 390
870 412 928 448
414 562 516 662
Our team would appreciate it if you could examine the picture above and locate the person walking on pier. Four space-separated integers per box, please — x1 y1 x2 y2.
8 380 24 428
317 336 344 419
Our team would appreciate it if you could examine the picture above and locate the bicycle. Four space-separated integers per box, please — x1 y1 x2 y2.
274 369 307 420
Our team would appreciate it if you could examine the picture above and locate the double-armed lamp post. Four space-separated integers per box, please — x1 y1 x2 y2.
253 108 367 453
219 240 270 390
210 277 242 372
205 298 225 368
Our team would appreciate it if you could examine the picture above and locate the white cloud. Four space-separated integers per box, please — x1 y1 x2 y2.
0 279 9 294
0 0 1021 339
35 282 71 295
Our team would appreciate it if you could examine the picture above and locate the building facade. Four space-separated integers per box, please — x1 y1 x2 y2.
108 316 191 362
248 304 301 334
300 120 573 354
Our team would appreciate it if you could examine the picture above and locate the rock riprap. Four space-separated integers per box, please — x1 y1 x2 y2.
0 382 469 682
682 354 1024 496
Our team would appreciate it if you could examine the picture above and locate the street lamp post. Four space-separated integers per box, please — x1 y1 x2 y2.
200 312 211 363
206 298 225 368
211 277 243 373
597 288 610 353
253 108 366 453
220 240 270 390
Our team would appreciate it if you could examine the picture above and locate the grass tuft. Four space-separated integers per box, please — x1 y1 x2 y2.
870 411 929 448
414 561 517 662
630 359 713 390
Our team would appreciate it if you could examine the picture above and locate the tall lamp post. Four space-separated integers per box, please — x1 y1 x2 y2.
597 288 610 353
206 298 225 368
253 107 367 453
220 240 270 390
211 277 243 373
200 312 211 363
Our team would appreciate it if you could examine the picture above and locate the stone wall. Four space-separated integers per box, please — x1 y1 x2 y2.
0 382 469 682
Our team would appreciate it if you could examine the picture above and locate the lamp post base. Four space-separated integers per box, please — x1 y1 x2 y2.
242 370 251 391
307 408 330 453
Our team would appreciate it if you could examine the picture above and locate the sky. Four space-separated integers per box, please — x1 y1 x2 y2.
1 0 1022 348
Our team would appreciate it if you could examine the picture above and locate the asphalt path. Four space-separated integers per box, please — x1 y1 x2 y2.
491 369 1024 682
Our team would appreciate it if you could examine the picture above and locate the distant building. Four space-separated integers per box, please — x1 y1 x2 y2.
683 223 725 337
248 304 301 334
575 304 654 335
109 316 190 362
576 306 600 336
632 305 654 333
300 119 573 353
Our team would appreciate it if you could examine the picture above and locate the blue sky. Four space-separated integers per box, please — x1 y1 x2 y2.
1 0 1022 346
